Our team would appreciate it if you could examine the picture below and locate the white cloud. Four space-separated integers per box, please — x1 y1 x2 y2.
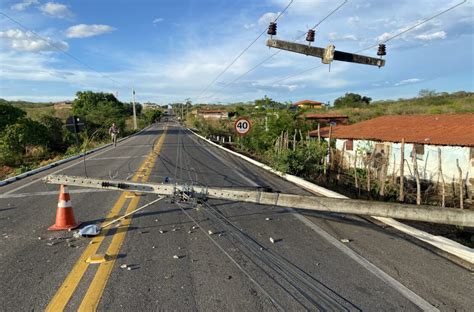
0 29 68 52
66 24 115 38
415 31 446 41
258 12 280 25
328 32 358 41
152 18 164 25
11 0 38 11
395 78 422 86
347 16 360 26
40 2 73 19
244 23 256 29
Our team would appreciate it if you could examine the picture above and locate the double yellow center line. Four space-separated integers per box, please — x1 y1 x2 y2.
46 126 167 311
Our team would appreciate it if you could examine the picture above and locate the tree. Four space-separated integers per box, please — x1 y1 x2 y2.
334 93 372 108
419 89 437 97
39 115 67 152
255 95 285 110
0 119 49 166
0 102 26 133
143 109 162 124
72 91 128 138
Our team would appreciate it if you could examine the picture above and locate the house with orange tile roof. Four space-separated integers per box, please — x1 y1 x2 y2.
197 110 229 120
309 114 474 191
291 100 325 109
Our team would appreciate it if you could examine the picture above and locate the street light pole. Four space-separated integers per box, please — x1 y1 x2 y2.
132 89 137 130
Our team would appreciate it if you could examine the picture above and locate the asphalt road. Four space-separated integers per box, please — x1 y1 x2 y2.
0 122 472 311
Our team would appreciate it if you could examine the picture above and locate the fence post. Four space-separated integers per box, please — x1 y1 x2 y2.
412 148 421 205
399 138 405 202
456 159 464 209
438 148 446 207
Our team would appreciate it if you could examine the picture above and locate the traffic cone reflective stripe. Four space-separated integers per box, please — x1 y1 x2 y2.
48 185 81 231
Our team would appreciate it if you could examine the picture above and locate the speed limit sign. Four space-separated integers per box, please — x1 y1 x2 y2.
234 118 251 136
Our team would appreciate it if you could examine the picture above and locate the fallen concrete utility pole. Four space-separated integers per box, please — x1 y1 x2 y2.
43 175 474 227
266 39 385 68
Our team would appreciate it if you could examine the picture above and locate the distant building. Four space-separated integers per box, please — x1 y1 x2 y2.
291 100 325 110
303 113 349 126
309 114 474 192
53 101 72 109
197 110 229 120
143 102 160 110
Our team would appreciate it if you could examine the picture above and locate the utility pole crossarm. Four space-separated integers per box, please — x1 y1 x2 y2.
43 175 474 227
266 39 385 67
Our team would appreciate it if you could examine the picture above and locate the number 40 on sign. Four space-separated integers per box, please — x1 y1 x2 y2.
234 118 251 136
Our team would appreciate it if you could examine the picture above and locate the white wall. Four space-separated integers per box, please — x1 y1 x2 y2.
334 139 472 186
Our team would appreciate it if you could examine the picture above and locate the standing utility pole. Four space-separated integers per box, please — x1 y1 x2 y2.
132 89 137 130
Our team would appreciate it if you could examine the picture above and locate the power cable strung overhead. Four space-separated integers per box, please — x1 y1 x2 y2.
192 0 294 103
202 0 349 102
270 0 467 85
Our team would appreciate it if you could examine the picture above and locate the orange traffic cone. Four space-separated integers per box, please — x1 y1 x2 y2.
48 185 81 231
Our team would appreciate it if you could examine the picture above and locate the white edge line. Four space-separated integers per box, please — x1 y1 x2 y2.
185 127 459 311
187 128 473 264
1 126 152 194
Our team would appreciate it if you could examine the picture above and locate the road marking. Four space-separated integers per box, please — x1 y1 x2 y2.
291 211 439 312
45 126 166 311
45 193 130 312
78 127 167 311
190 128 438 311
0 189 111 199
2 133 142 195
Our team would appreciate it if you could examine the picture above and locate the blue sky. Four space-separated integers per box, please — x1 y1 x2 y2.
0 0 472 105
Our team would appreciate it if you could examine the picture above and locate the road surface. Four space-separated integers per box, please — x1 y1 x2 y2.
0 122 472 311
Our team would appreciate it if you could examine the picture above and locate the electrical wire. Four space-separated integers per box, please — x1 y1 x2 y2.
0 11 125 89
193 0 294 103
269 0 468 85
202 0 349 102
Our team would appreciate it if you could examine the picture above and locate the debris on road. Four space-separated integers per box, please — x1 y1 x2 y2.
269 237 281 244
340 239 352 243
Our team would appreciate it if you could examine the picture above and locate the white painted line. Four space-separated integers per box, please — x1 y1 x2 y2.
186 127 450 310
1 126 154 195
0 125 152 188
0 189 112 199
373 217 474 264
291 210 439 312
86 156 148 161
187 128 474 265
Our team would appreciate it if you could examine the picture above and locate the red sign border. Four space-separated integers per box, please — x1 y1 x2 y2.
234 118 252 136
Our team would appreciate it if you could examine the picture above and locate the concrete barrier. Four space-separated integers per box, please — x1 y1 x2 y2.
187 128 474 265
0 126 151 187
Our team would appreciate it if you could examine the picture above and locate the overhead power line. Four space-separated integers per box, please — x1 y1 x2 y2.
0 11 125 89
193 0 294 103
203 0 349 102
270 0 467 85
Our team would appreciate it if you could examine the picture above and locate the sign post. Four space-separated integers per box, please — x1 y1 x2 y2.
65 116 85 146
234 118 251 149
